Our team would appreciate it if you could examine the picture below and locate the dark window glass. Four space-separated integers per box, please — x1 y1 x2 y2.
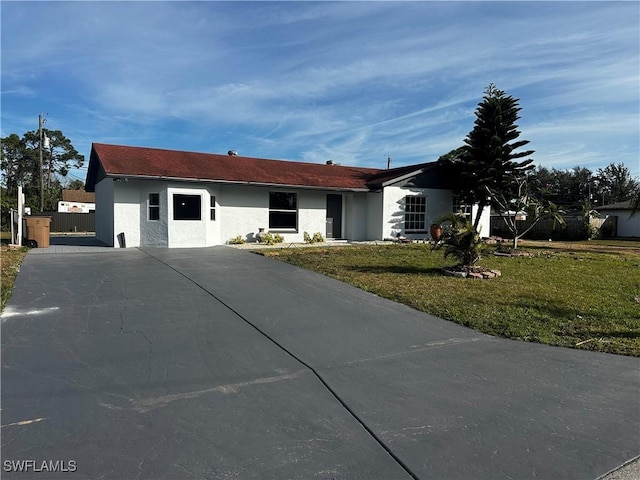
148 193 160 221
269 192 297 230
173 194 201 220
210 196 216 221
404 196 427 231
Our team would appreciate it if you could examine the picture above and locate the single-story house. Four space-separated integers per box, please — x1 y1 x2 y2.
598 201 639 238
57 189 96 213
85 143 490 248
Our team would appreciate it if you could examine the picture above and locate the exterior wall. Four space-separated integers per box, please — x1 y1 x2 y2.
343 193 368 241
94 179 114 246
98 177 471 247
603 211 639 237
382 186 454 240
366 192 384 240
113 181 141 248
218 185 329 244
57 201 95 213
166 184 217 248
473 204 492 238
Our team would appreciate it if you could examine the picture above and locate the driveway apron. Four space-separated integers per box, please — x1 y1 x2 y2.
2 246 638 479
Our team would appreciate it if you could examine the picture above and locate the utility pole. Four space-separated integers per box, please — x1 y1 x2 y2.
39 114 44 212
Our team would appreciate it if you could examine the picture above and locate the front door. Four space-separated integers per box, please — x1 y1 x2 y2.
326 194 342 239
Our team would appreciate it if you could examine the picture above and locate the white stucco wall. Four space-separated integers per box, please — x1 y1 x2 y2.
366 192 384 240
95 178 114 246
473 204 491 238
113 181 141 248
603 211 639 237
218 185 330 244
382 186 454 239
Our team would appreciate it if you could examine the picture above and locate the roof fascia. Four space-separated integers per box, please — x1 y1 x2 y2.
105 173 371 192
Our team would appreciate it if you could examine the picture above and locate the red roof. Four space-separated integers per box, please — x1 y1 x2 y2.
86 143 434 192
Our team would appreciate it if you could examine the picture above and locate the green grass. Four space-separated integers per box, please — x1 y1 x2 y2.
261 241 640 356
1 246 28 312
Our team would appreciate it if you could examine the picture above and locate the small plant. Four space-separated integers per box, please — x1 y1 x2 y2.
228 235 245 245
261 233 284 245
304 231 325 244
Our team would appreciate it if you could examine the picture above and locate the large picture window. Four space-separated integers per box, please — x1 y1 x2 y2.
173 194 201 220
269 192 297 230
404 195 427 232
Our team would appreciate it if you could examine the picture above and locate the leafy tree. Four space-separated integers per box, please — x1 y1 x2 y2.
594 163 639 205
1 128 84 213
66 179 85 190
444 84 534 230
489 175 566 249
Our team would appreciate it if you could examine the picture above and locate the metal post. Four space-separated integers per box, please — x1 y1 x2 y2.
39 114 44 212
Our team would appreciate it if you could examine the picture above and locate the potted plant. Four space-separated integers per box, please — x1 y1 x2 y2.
430 223 443 242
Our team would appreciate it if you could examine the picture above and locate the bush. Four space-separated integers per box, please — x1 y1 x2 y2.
304 231 325 244
228 235 245 245
261 232 284 245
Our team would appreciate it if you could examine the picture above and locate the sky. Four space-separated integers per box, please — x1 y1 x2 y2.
1 1 639 186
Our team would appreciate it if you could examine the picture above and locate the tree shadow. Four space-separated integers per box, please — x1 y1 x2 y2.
344 265 443 276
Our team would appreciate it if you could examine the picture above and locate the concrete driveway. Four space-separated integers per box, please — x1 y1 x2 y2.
2 246 638 479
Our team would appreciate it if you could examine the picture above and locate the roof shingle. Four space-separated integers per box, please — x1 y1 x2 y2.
85 143 436 192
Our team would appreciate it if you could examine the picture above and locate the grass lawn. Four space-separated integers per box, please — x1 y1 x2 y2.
1 245 28 312
260 240 640 356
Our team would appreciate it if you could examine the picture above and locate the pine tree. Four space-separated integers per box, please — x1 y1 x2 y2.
453 84 535 230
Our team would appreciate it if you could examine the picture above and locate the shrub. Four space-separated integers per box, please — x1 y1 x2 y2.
261 233 284 245
304 231 325 244
228 235 246 245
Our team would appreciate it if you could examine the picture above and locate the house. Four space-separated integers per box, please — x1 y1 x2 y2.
598 201 639 238
57 190 96 213
85 143 490 248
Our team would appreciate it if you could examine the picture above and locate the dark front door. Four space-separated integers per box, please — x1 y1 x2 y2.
326 194 342 239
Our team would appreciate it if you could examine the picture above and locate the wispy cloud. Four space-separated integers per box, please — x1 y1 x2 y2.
1 1 638 178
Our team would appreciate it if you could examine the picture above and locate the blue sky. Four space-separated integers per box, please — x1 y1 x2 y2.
1 1 639 185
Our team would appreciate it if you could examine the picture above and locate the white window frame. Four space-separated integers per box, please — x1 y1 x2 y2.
148 193 160 221
404 195 427 232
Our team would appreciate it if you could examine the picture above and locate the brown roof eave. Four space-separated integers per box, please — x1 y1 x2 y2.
105 173 372 192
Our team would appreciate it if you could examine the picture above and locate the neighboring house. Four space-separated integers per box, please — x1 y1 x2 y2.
85 143 490 248
598 201 639 238
58 190 96 213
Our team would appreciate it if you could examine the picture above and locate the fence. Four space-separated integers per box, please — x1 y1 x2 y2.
36 212 95 233
490 215 617 241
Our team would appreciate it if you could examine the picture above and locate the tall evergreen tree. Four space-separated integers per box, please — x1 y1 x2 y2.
447 84 535 230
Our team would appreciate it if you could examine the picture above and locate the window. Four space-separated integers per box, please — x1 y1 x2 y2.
210 195 216 221
453 197 472 221
173 194 201 220
269 192 297 230
404 196 427 232
148 193 160 221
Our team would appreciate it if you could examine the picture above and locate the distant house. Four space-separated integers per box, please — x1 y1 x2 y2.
58 190 95 213
85 143 490 248
598 201 639 238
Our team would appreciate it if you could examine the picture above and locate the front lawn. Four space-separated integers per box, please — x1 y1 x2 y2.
260 241 640 356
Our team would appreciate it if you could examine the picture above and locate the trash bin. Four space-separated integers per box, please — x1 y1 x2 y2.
25 216 51 248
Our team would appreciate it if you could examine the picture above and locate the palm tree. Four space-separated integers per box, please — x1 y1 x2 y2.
432 212 481 267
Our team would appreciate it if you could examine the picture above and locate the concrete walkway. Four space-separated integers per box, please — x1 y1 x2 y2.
2 246 638 479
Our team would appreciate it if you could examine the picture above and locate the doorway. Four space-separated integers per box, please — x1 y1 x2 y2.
326 194 342 239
